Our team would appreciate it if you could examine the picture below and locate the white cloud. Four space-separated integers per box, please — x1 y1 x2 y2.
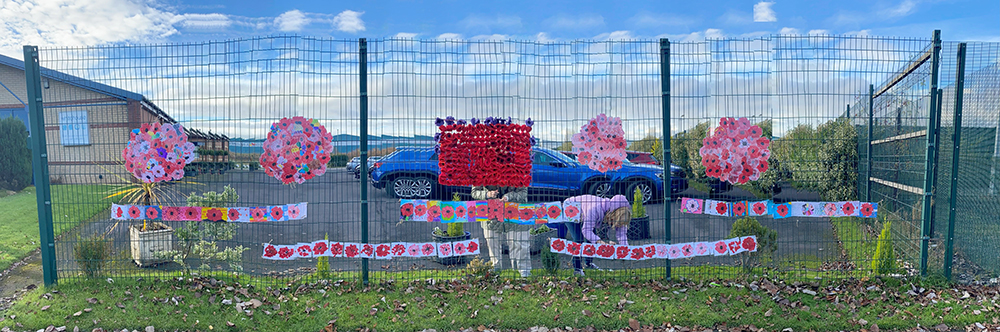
808 29 830 36
460 14 522 31
592 31 635 40
881 0 919 18
544 14 604 30
436 33 462 40
332 10 365 33
535 32 555 43
177 13 232 29
0 0 180 58
779 27 800 35
753 1 777 22
274 10 308 32
394 33 418 39
705 29 725 39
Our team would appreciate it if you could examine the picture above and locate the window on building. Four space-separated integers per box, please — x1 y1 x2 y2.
58 110 89 146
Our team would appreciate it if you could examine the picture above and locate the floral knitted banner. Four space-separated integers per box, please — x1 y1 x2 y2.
571 114 627 173
678 198 877 219
111 203 307 222
123 123 198 183
260 117 334 184
548 236 758 260
435 116 535 187
262 239 481 260
699 117 771 184
400 199 581 224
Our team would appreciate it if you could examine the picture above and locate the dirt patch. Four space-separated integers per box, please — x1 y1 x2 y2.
0 250 41 311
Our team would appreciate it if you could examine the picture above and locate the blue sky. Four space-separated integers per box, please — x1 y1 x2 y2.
1 0 997 58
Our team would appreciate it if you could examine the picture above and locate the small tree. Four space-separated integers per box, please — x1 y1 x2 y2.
161 186 248 274
872 218 896 274
316 233 331 279
729 216 778 275
0 117 31 192
632 186 646 218
447 192 465 237
73 235 111 278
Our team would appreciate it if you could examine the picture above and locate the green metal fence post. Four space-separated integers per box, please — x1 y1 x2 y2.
918 30 942 277
23 46 57 286
659 38 672 280
867 85 874 202
359 38 370 285
944 43 967 281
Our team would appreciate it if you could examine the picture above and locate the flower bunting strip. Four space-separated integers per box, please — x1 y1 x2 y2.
259 116 334 185
112 203 307 222
548 236 757 261
699 117 771 184
435 116 534 188
571 114 627 173
262 239 481 261
676 198 876 219
123 123 198 183
401 199 583 223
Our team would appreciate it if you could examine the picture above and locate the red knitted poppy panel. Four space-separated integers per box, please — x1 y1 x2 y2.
437 122 532 187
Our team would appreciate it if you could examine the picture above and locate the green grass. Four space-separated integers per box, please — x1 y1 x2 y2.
688 180 710 194
831 217 877 272
3 273 994 332
0 185 113 271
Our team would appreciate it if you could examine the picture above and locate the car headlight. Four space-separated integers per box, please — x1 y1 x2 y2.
656 172 664 179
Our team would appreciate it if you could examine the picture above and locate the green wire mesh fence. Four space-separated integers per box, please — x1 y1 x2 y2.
12 32 999 285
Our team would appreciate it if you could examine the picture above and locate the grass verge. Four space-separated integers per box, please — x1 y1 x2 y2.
830 217 877 271
0 185 113 271
2 274 995 332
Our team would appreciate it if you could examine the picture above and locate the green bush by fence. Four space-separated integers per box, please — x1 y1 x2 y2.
0 117 31 192
329 154 349 168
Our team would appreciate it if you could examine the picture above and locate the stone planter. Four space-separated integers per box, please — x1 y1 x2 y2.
628 216 651 240
129 222 174 267
431 231 471 266
530 230 557 255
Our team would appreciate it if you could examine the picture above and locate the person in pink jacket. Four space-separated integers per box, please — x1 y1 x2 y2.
560 194 631 276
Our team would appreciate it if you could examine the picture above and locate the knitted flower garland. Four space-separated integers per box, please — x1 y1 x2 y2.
571 114 627 173
122 123 197 183
435 116 535 187
699 117 771 184
259 116 334 184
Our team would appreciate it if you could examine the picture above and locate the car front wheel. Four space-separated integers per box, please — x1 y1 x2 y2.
626 181 654 204
588 181 613 199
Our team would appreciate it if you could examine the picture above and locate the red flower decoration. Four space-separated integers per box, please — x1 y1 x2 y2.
597 244 615 258
581 244 596 256
427 205 441 221
564 205 580 219
145 207 160 220
455 205 467 218
860 203 874 217
183 207 201 221
728 240 742 253
566 242 581 256
206 208 223 222
414 204 427 217
115 206 125 218
732 202 747 216
699 117 770 184
437 118 533 187
504 204 519 221
391 244 406 256
714 241 728 255
128 206 142 219
277 246 294 259
842 202 856 215
345 244 359 258
228 208 242 221
122 122 196 183
630 247 645 260
361 244 374 257
259 117 334 185
401 203 414 217
466 241 479 252
270 206 284 220
742 237 757 251
287 205 302 219
644 245 656 258
615 246 630 259
297 245 312 257
312 242 329 256
550 239 566 252
519 208 534 221
715 202 728 215
775 204 789 217
162 207 181 221
752 202 768 215
330 243 344 256
476 204 489 218
441 205 455 220
547 205 562 219
453 242 467 255
534 206 547 219
251 207 267 221
421 243 436 256
263 245 278 258
681 244 694 257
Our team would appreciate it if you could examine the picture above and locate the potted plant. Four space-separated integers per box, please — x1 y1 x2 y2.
529 224 555 255
107 180 181 267
431 193 471 265
629 186 651 240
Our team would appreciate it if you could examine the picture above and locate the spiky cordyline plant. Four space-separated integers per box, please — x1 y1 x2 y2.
98 157 201 231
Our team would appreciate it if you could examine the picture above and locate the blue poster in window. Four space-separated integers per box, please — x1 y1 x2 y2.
59 110 89 146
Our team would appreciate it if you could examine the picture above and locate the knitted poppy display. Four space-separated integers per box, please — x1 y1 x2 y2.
259 116 334 184
699 117 771 184
571 114 627 173
122 123 197 183
435 116 535 187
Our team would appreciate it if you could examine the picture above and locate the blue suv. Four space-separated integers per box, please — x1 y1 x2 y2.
370 146 688 204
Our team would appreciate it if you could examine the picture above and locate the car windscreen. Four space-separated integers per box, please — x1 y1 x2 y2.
546 149 579 165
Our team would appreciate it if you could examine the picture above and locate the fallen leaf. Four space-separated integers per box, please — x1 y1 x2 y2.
764 309 773 317
72 311 82 317
40 305 50 311
582 310 592 317
629 318 640 330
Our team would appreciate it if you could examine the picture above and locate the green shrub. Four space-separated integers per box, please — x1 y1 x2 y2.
329 154 350 167
73 235 111 278
161 186 248 274
729 216 778 274
872 219 896 274
316 233 331 279
464 257 494 279
540 247 560 275
0 117 31 192
632 186 647 218
447 192 465 237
